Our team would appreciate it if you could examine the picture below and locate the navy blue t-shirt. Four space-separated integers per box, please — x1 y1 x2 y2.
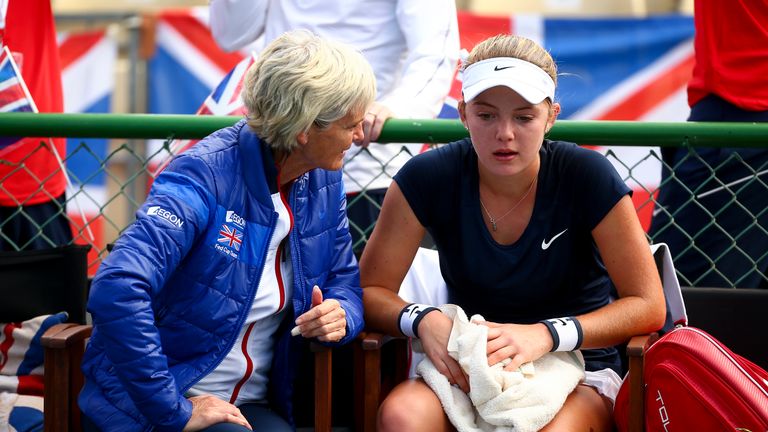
394 139 631 373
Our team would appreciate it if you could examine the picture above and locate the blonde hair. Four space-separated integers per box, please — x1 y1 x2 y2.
242 30 376 152
462 34 557 88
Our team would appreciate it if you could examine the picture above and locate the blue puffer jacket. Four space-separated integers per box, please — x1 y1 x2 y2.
79 120 364 431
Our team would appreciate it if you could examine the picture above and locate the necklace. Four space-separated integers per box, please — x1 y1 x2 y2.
479 177 537 232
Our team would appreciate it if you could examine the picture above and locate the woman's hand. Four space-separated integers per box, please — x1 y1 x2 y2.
356 102 394 148
481 321 553 372
183 395 251 431
294 285 347 342
418 311 470 393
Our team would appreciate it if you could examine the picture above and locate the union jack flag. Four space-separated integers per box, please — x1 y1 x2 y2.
0 46 37 154
170 53 255 155
153 52 256 176
218 224 243 251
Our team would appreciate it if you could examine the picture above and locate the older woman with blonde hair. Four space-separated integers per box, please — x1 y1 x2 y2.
361 33 665 431
79 30 374 432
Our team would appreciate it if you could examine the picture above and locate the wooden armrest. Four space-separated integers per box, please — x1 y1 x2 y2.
41 323 92 349
360 331 386 350
359 331 408 351
43 323 92 432
626 332 659 432
626 333 656 357
355 332 383 432
310 341 331 353
353 332 411 432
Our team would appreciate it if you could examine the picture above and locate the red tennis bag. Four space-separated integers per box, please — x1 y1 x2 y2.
615 325 768 431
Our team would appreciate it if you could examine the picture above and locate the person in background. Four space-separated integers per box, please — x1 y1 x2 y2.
361 34 666 431
649 0 768 289
0 0 72 251
209 0 460 253
79 30 371 431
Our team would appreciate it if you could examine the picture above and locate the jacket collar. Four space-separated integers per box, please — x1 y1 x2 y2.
237 120 279 206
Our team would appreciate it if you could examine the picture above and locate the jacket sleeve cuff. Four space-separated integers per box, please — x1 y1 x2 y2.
151 396 194 432
319 298 363 347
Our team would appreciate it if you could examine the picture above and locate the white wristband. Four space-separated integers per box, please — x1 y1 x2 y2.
398 303 438 338
540 317 583 352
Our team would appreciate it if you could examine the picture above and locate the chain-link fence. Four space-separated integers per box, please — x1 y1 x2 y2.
1 114 766 287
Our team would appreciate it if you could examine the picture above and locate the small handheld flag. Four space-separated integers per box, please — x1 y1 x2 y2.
0 46 37 154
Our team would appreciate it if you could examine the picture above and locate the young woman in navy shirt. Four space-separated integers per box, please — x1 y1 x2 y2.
360 34 666 431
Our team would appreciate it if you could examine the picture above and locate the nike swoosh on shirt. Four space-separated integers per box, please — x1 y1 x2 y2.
652 206 664 217
541 229 568 250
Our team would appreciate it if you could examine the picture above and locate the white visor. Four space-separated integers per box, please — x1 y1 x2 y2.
461 57 555 104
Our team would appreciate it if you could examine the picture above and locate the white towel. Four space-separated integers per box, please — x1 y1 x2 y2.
416 305 585 432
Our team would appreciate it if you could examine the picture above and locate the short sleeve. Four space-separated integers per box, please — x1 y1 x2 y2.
571 147 632 230
393 142 464 229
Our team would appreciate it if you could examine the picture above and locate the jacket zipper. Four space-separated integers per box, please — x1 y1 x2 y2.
287 179 305 313
228 171 296 403
180 210 278 395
